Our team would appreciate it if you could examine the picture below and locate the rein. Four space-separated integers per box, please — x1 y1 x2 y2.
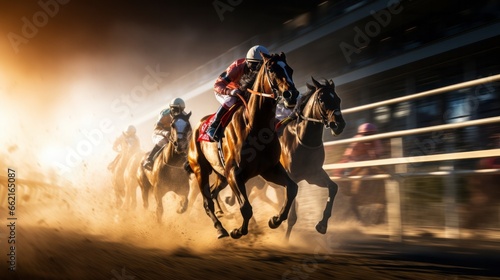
240 62 280 126
245 65 280 99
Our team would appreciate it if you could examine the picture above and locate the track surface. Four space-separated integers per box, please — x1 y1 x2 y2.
1 189 499 280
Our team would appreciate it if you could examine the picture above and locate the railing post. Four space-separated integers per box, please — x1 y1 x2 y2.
386 137 405 242
385 178 402 242
443 166 460 238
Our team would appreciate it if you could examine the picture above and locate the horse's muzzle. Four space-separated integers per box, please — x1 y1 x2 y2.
283 90 299 107
330 119 346 136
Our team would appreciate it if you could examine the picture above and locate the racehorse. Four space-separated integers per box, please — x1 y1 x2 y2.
214 78 346 239
187 52 300 239
137 113 198 223
122 149 144 210
279 77 345 238
111 142 141 208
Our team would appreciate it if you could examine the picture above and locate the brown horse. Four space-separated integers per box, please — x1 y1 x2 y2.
111 142 142 208
187 52 300 239
215 78 346 239
122 149 144 210
279 78 345 238
137 113 198 223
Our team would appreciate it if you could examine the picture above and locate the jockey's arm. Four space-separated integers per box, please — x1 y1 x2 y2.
214 59 245 95
154 112 172 138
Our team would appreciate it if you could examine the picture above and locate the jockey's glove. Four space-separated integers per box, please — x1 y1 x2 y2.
229 88 242 96
160 130 170 138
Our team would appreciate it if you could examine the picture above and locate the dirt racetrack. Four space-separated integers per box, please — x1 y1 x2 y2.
1 185 500 280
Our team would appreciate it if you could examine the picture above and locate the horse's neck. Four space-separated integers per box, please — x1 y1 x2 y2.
296 95 324 147
161 142 183 165
246 77 276 131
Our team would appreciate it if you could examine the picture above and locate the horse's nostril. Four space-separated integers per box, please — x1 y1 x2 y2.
283 91 292 99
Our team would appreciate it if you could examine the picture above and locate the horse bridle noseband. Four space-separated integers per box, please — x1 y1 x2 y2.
298 91 340 128
246 59 289 101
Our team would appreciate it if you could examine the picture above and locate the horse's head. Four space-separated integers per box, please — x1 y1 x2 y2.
304 77 346 136
256 52 299 108
170 112 192 154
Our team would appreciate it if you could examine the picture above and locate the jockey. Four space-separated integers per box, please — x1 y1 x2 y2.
342 123 383 163
143 97 188 170
206 45 270 141
107 125 140 171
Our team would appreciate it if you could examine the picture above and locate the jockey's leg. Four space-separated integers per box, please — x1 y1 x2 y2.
208 94 237 141
143 143 163 170
207 105 229 141
143 135 168 170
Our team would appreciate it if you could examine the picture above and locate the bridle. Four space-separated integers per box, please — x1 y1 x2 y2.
169 117 190 154
246 58 292 101
298 89 340 129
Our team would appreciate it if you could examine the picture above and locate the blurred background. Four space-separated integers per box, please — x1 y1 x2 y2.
0 0 499 245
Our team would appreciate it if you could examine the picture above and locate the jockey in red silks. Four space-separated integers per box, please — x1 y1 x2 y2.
206 45 270 141
343 123 384 162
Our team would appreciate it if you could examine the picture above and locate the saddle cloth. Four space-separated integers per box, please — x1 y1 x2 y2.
197 104 240 142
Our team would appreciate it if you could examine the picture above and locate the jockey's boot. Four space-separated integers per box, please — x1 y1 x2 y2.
207 105 229 142
143 144 162 170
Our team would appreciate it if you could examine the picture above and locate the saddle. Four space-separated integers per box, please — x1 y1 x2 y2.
198 104 241 142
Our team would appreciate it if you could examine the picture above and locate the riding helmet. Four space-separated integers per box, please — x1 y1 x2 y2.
357 123 377 135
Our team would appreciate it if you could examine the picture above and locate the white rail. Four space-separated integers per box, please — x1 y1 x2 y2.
318 74 500 241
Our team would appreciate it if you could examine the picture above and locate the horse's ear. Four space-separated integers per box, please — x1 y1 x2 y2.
187 111 192 119
329 79 335 87
279 52 286 61
261 51 271 61
311 76 321 88
306 83 315 91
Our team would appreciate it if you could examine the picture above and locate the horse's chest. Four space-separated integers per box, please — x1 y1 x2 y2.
238 138 280 166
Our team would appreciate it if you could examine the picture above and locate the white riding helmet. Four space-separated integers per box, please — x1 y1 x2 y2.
169 97 185 111
246 45 270 62
169 97 185 116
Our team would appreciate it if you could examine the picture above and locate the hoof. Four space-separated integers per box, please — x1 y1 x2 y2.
230 229 243 239
315 222 327 234
217 228 229 239
268 216 282 229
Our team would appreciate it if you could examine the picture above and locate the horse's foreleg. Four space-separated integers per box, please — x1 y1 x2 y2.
139 180 150 210
186 175 199 213
261 164 298 230
227 170 252 239
155 191 164 224
285 199 298 240
310 171 338 234
211 176 228 217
